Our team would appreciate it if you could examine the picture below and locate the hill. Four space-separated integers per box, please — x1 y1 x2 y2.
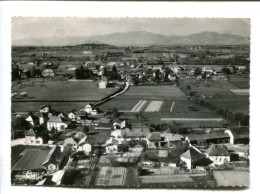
12 31 249 46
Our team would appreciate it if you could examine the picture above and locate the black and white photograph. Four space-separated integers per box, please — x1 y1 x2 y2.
9 17 250 188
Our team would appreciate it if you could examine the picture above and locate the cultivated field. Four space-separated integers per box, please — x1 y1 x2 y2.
213 171 249 187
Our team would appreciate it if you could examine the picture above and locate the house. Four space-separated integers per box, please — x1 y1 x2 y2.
224 127 249 145
202 66 214 74
40 104 51 113
77 142 92 155
180 146 212 169
42 146 64 174
145 132 183 149
42 69 55 77
185 132 230 145
34 112 48 125
24 129 36 144
105 138 120 153
74 111 87 120
67 111 76 120
25 114 39 127
235 66 247 72
205 144 230 165
113 122 121 130
99 77 108 89
84 103 94 114
11 145 64 181
47 116 70 131
63 137 78 151
25 129 43 145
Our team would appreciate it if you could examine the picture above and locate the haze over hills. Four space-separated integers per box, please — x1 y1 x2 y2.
12 31 250 47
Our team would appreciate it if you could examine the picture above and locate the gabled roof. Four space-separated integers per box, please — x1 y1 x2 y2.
26 115 39 121
161 133 183 142
63 137 77 146
229 127 249 139
181 146 206 162
24 129 36 136
147 132 161 142
48 116 70 124
40 104 50 109
205 144 230 156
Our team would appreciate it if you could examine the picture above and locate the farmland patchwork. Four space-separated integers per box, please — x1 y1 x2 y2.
144 101 164 112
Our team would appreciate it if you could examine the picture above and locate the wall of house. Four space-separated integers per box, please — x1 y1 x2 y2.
180 157 192 170
25 136 36 144
106 145 118 153
209 156 230 165
68 113 75 120
40 107 50 113
47 122 67 131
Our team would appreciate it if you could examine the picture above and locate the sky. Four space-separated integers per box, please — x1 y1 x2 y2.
12 17 250 40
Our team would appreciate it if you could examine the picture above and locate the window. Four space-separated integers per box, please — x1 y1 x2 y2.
219 158 222 162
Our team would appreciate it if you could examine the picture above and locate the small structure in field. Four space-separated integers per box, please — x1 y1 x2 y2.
99 77 108 89
42 69 55 77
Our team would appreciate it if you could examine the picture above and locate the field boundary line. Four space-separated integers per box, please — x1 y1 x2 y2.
170 101 175 112
161 118 223 121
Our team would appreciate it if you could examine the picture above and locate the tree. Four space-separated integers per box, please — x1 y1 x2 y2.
154 69 160 83
63 143 74 157
30 66 37 78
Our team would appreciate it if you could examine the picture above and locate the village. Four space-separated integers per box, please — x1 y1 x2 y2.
11 43 250 188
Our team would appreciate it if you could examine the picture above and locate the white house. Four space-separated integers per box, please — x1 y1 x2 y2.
77 142 92 155
67 111 76 120
47 116 69 131
84 104 93 114
205 144 230 166
24 129 36 144
202 66 214 74
180 146 211 170
105 138 120 153
42 69 55 77
40 105 51 113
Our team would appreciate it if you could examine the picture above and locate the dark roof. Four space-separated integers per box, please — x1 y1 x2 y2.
229 127 249 139
205 144 230 156
186 132 229 141
74 111 86 117
24 129 36 136
147 132 161 141
27 115 39 121
12 146 52 171
48 116 70 124
181 146 206 162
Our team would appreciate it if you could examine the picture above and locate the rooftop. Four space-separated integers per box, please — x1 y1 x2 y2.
205 144 230 156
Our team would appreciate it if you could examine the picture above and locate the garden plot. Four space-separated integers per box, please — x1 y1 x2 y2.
144 101 164 112
230 89 249 96
131 100 148 112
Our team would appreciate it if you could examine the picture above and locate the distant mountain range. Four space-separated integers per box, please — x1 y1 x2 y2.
12 31 250 47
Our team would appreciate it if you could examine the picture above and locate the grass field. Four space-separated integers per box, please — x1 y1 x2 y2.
180 78 249 115
11 79 118 112
213 171 249 187
12 101 91 112
12 80 117 102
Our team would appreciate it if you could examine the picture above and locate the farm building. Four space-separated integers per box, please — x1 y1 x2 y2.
67 111 76 120
224 127 249 145
42 69 55 77
180 146 212 170
99 77 108 89
11 145 64 181
145 132 183 149
47 115 70 131
120 123 150 139
205 144 230 166
185 132 230 145
202 66 214 73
